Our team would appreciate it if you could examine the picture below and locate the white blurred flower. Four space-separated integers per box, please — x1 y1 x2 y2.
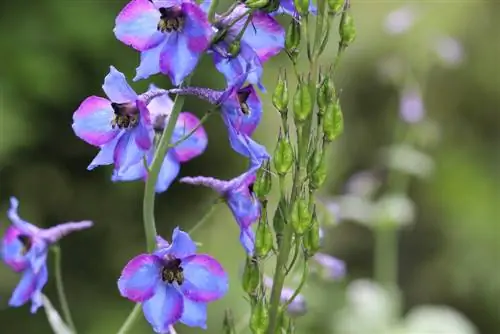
384 6 418 35
381 144 435 179
434 36 464 67
337 195 375 224
403 305 478 334
345 171 382 198
374 194 416 227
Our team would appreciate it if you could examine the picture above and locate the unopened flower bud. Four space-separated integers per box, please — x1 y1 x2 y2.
317 75 335 115
313 253 346 280
293 0 310 16
340 11 356 46
323 99 343 142
242 256 261 295
255 207 273 258
250 297 269 334
293 80 313 124
273 132 294 175
328 0 344 13
223 309 236 334
303 211 321 255
285 19 301 61
273 199 287 247
245 0 270 9
272 71 289 113
309 150 327 189
228 40 241 57
291 194 311 234
254 160 272 199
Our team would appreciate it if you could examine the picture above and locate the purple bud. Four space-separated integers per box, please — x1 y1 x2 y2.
263 276 307 316
399 88 425 124
313 253 346 280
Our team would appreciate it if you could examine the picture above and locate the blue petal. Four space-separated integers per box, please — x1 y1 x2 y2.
142 284 184 333
134 42 164 82
7 198 38 235
9 268 37 308
118 254 162 302
30 264 48 314
171 112 208 163
161 227 196 258
2 226 29 272
102 66 138 103
88 134 123 170
179 298 207 329
160 34 200 86
114 131 145 173
240 226 255 255
155 152 181 193
27 242 48 275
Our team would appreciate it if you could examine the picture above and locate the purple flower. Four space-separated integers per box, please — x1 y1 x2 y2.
1 198 92 313
72 66 153 174
384 5 417 35
114 0 213 85
263 276 307 316
312 253 345 280
118 228 228 332
399 87 425 124
112 87 208 193
276 0 317 16
434 36 464 66
212 5 285 90
180 168 260 254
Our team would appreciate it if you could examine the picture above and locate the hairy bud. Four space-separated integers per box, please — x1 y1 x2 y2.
293 79 313 124
254 160 272 199
273 132 294 175
323 99 343 142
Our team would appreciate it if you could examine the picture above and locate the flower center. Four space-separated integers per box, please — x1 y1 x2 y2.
17 234 32 255
237 89 251 115
247 182 255 194
111 102 140 129
157 7 185 33
161 257 184 285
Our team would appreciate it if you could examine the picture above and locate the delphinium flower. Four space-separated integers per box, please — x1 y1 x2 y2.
211 4 285 90
1 198 93 313
112 85 208 193
263 275 307 316
399 87 425 124
180 167 261 254
114 0 213 85
275 0 317 16
118 227 228 332
72 66 153 173
312 252 346 281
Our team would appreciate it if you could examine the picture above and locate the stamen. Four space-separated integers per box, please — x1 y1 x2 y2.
157 7 185 33
161 258 184 285
237 89 251 115
110 102 140 129
17 234 32 255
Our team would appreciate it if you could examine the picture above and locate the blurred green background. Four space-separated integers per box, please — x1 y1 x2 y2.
1 0 499 333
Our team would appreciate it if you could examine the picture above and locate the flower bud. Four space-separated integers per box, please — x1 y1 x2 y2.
328 0 344 13
272 71 289 113
323 99 343 142
293 0 309 17
340 12 356 46
303 210 321 255
242 256 261 295
293 80 313 124
273 132 294 175
250 297 269 334
228 40 241 57
285 19 301 61
254 160 272 199
316 75 335 115
309 150 327 190
291 194 311 234
223 309 236 334
273 199 287 247
245 0 270 9
255 207 273 258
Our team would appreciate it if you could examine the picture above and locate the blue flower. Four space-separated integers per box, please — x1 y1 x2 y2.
180 167 261 254
72 66 153 174
118 228 228 333
276 0 317 16
114 0 213 85
212 5 285 90
1 198 92 313
112 86 208 193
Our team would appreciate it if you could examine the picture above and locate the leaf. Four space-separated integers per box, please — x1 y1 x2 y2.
42 295 73 334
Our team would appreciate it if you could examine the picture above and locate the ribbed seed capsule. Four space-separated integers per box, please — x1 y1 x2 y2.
242 256 261 295
254 160 272 199
293 0 309 16
293 80 313 124
273 199 287 247
317 75 335 115
273 133 294 175
291 195 311 234
285 20 301 61
303 211 321 255
272 71 289 113
310 150 327 189
223 309 236 334
339 12 356 46
245 0 270 9
250 298 269 334
323 99 343 142
255 207 273 258
328 0 344 13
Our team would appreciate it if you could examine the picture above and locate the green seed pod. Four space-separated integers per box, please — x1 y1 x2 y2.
228 40 241 57
339 12 356 46
328 0 344 13
273 132 294 175
291 194 311 234
310 151 327 189
272 71 289 113
317 74 335 115
293 0 309 17
245 0 270 9
323 99 343 142
255 208 273 258
242 256 261 295
293 80 313 124
285 19 301 61
254 160 272 199
223 309 236 334
250 297 270 334
273 199 287 247
303 210 321 255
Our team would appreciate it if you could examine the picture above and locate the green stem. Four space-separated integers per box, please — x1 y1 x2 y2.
116 304 142 334
143 79 191 253
168 111 212 148
187 203 219 236
52 246 76 333
283 258 308 308
285 237 300 275
207 0 219 23
374 223 398 288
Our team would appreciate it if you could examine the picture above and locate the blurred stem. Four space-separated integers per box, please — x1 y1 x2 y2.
284 256 308 308
374 223 398 289
187 202 219 236
116 304 141 334
207 0 219 23
52 246 76 333
143 77 191 253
